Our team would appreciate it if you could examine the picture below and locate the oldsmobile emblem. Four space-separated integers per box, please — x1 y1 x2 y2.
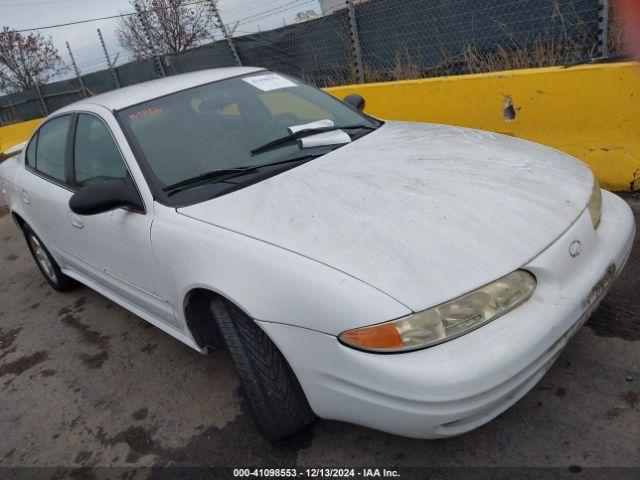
569 240 582 258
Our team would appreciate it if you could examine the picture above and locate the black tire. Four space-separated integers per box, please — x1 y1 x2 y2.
23 225 74 292
211 298 316 440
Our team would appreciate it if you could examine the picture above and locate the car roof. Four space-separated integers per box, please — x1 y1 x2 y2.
57 66 265 113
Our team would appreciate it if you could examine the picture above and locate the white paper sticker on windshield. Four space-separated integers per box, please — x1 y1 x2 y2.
242 73 297 92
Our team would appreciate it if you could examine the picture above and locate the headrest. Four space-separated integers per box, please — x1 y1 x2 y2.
199 92 236 113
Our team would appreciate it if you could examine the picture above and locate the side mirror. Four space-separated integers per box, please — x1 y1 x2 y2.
69 179 144 216
344 93 366 111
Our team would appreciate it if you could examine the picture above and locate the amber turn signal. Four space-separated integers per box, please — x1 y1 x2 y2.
339 323 403 350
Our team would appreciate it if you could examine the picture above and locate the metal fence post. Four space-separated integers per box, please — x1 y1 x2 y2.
346 0 365 84
66 41 88 98
34 82 49 116
134 0 166 77
598 0 610 58
98 28 121 89
208 0 242 66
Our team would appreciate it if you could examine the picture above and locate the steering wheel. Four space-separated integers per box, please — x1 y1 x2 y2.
258 113 301 139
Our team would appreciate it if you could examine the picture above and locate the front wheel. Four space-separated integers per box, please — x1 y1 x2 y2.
211 298 316 440
23 226 74 292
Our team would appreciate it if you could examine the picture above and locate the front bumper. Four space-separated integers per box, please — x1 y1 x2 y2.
259 190 635 439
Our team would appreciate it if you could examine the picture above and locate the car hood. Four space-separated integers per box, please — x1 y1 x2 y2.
178 121 594 312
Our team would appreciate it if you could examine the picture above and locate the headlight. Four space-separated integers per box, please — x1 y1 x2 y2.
339 270 536 353
588 177 602 230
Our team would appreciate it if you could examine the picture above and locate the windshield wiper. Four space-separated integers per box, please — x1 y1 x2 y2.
244 152 330 170
164 167 258 195
164 150 337 197
251 124 377 155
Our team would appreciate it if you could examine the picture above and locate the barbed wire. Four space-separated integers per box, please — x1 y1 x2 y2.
232 0 316 25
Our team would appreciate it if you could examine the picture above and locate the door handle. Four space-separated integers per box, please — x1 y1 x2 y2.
69 213 84 229
21 190 31 205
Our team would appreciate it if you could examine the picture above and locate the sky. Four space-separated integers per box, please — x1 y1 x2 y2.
0 0 322 80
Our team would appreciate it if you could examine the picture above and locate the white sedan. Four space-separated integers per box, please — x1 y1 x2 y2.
0 67 635 440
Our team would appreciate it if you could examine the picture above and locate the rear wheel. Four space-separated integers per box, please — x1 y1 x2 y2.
211 298 316 440
23 226 74 292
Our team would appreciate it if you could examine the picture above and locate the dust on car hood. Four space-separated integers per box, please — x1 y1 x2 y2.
178 121 594 312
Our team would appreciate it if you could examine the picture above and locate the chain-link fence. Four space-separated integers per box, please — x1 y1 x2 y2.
235 9 354 85
357 0 600 80
0 0 614 127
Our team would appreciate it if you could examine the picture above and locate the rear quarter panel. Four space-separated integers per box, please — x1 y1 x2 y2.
0 155 21 213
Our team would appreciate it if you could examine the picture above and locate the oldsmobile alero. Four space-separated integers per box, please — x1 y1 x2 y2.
0 68 635 440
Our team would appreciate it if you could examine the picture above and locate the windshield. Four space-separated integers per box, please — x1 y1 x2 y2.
118 71 379 200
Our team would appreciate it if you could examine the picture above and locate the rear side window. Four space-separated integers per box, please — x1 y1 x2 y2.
73 114 127 187
25 133 38 168
36 115 71 183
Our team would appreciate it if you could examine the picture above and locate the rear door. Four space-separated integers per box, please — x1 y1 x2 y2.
16 114 76 266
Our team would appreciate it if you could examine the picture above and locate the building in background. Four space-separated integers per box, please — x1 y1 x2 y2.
294 9 320 23
319 0 366 15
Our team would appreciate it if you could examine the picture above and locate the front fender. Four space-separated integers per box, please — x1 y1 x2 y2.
151 203 411 336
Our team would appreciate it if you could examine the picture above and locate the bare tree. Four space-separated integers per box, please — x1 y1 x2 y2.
117 0 216 60
0 28 66 93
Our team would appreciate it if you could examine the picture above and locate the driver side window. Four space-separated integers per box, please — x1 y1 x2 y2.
74 114 127 187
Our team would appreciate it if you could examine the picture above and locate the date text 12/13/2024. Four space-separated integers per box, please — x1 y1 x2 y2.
233 469 400 478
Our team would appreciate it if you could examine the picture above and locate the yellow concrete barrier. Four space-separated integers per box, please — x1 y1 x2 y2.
0 119 41 155
2 62 639 189
328 62 640 191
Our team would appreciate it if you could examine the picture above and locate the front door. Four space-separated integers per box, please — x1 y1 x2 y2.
61 112 176 328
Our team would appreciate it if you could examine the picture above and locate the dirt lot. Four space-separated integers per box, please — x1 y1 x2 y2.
0 194 638 476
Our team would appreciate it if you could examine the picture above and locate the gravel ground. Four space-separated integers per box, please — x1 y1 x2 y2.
0 193 638 477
